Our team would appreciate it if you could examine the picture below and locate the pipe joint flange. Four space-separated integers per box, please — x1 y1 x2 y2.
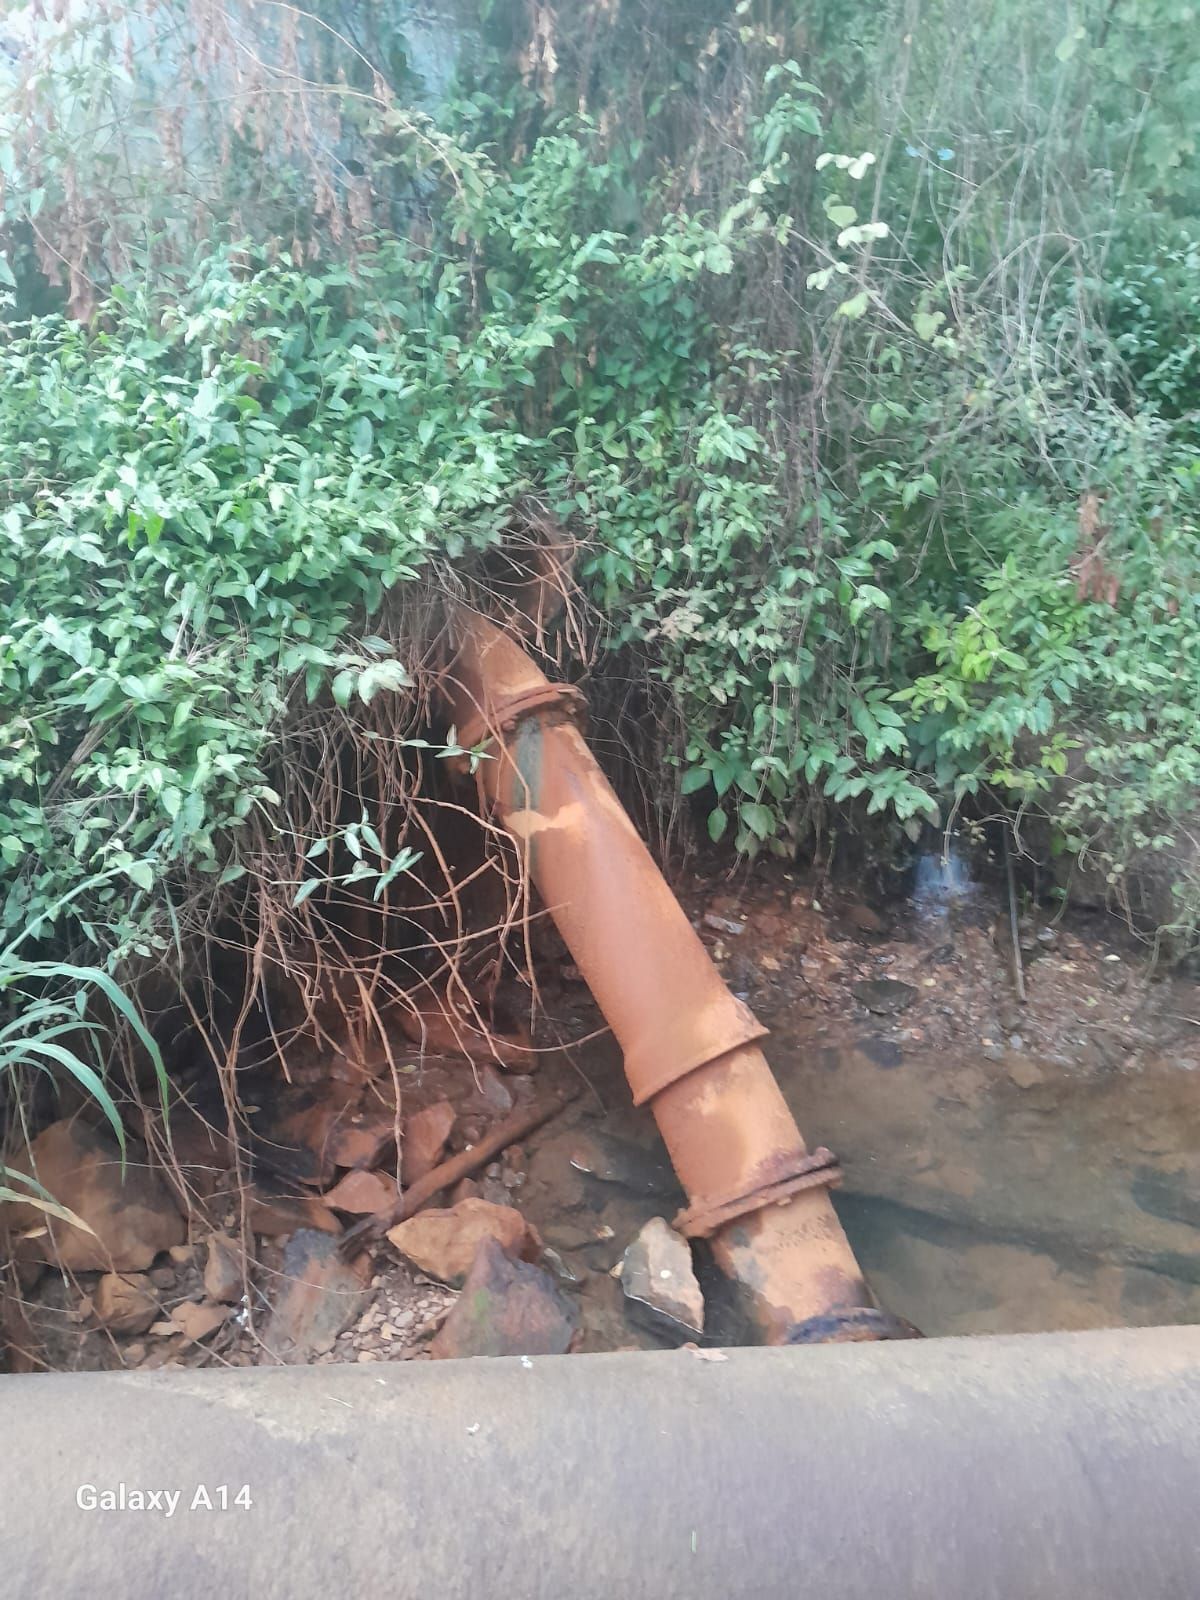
784 1306 924 1344
457 682 587 753
674 1147 843 1240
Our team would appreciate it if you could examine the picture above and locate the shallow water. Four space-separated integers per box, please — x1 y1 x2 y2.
521 861 1200 1346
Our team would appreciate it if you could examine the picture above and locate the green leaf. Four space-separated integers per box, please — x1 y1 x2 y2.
350 416 375 457
357 660 413 703
836 290 870 320
704 242 734 275
707 807 728 843
127 861 154 892
739 802 773 840
913 311 944 342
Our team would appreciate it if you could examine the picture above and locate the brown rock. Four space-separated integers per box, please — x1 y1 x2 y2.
1008 1057 1046 1090
403 1101 456 1183
447 1178 480 1206
327 1117 396 1171
167 1243 195 1264
844 902 887 934
148 1265 176 1290
245 1088 349 1188
151 1100 233 1170
386 1197 538 1287
431 1239 578 1359
248 1190 341 1237
170 1300 230 1343
323 1169 396 1215
93 1273 160 1335
263 1229 372 1363
0 1121 185 1272
203 1232 244 1304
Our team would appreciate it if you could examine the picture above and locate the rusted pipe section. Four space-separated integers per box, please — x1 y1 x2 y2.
444 613 894 1343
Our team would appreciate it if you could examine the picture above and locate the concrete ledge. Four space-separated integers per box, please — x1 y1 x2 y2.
2 1326 1199 1598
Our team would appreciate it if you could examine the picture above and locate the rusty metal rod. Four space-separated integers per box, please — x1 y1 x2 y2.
443 614 888 1343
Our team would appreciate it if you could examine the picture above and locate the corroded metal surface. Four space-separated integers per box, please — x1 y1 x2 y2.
443 615 879 1340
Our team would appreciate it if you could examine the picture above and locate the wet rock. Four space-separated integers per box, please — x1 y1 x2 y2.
403 1101 456 1182
248 1189 341 1237
170 1300 230 1343
387 1197 539 1288
203 1232 244 1304
430 1239 578 1360
851 978 917 1016
263 1229 372 1362
0 1120 185 1272
541 1246 580 1285
619 1217 704 1339
567 1130 678 1198
541 1221 595 1253
92 1273 159 1335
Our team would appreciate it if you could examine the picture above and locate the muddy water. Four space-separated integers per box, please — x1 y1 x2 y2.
523 851 1200 1346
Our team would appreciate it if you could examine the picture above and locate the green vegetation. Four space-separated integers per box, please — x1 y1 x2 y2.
2 0 1200 1075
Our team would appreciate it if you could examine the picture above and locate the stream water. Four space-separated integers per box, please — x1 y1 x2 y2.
517 847 1200 1347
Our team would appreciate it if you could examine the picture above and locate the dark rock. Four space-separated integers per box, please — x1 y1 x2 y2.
263 1229 371 1362
474 1063 514 1115
430 1239 578 1359
244 1086 346 1187
567 1130 678 1198
619 1217 704 1338
851 978 918 1016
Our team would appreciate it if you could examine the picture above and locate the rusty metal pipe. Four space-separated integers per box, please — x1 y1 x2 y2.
444 614 886 1342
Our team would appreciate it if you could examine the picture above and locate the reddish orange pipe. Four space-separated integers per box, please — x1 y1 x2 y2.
445 614 891 1342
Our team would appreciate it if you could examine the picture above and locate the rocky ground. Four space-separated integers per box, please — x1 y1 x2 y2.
4 844 1199 1373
